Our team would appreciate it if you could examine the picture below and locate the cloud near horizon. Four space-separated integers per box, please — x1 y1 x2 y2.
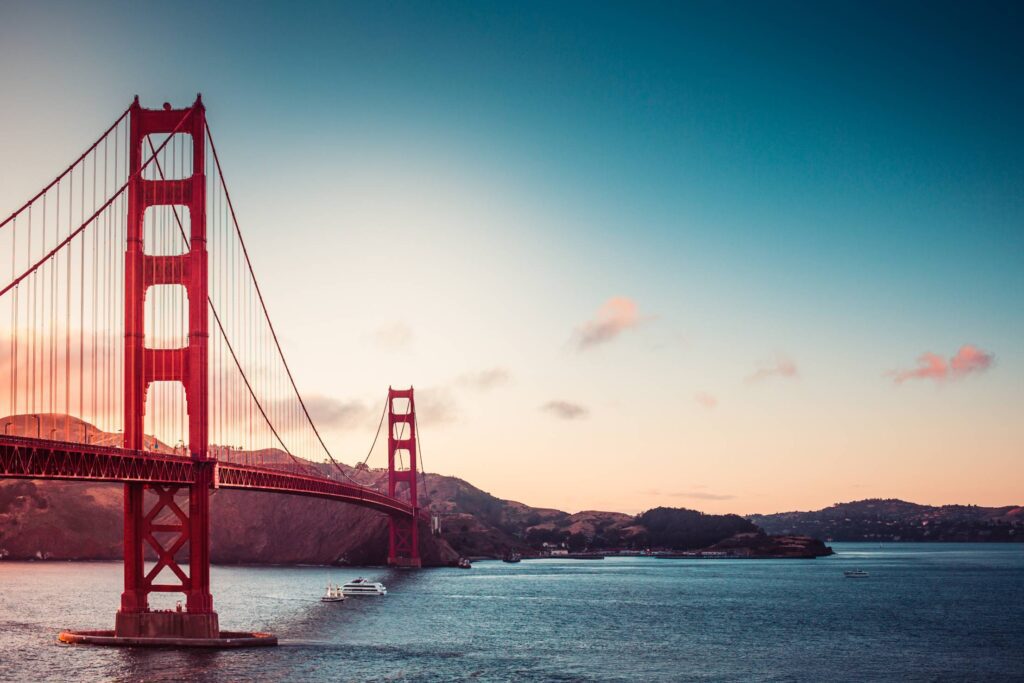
746 356 798 383
304 395 372 430
372 322 413 351
574 296 649 350
643 488 735 501
893 344 994 383
457 367 511 391
694 392 718 409
541 400 589 420
415 388 458 425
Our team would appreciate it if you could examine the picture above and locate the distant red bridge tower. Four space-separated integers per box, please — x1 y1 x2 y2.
387 387 421 568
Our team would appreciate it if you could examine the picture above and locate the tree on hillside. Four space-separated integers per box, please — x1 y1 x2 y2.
634 507 759 550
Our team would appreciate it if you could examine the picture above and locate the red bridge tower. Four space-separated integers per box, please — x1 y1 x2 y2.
117 96 218 639
387 387 421 568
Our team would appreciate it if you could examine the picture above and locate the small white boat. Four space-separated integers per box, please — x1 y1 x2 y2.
341 577 387 596
844 570 869 578
321 583 346 602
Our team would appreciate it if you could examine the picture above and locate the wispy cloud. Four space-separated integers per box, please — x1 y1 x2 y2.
893 344 994 384
694 392 718 409
541 400 589 420
416 388 458 425
304 395 372 430
574 296 650 350
672 490 735 501
457 368 511 391
372 322 413 351
893 352 948 383
642 487 735 501
746 356 798 383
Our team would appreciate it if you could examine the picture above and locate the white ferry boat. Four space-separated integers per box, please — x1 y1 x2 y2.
321 583 346 602
342 578 387 596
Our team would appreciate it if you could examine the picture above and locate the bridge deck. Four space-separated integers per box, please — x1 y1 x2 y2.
0 436 413 518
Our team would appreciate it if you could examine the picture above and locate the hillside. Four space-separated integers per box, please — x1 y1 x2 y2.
749 498 1024 542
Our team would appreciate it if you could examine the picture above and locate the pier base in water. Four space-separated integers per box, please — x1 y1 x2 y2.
115 609 220 639
58 628 277 648
60 611 276 648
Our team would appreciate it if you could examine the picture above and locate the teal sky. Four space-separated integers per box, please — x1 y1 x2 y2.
1 1 1021 513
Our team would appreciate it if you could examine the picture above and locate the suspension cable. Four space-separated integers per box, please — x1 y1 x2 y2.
0 108 191 298
0 106 131 232
144 137 317 477
414 408 430 503
360 395 388 469
205 122 346 470
208 302 318 475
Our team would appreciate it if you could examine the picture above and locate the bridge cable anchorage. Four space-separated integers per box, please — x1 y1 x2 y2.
205 123 355 479
0 106 131 232
143 137 317 478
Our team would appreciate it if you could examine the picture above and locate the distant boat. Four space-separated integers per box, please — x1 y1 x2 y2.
503 551 522 563
342 578 387 595
844 570 869 578
321 583 346 602
457 557 472 569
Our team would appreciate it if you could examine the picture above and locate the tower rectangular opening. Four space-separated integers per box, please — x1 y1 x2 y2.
143 381 189 455
143 205 191 255
144 284 189 349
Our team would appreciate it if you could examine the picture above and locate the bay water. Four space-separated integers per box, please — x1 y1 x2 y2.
1 543 1021 681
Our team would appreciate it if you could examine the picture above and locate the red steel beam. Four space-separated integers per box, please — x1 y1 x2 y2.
215 463 414 517
0 435 413 518
0 436 195 484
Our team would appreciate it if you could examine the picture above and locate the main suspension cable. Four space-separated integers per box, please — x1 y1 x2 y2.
0 108 191 298
0 106 131 232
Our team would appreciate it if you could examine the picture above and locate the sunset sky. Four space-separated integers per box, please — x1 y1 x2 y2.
1 1 1021 514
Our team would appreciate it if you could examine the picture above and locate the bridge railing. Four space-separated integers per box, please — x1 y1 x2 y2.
0 434 414 518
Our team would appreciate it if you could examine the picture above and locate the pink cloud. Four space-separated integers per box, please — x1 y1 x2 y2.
950 344 994 377
694 392 718 409
746 357 798 383
575 297 649 350
894 352 948 383
893 345 994 383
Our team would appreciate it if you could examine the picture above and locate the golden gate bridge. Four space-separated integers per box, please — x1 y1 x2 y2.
0 96 423 646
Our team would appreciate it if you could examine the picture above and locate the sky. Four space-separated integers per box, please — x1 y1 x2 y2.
0 1 1021 514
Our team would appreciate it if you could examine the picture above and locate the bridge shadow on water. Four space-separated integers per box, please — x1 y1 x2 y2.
275 566 426 641
107 566 435 680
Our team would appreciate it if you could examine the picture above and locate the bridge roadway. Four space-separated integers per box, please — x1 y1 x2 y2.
0 435 414 518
